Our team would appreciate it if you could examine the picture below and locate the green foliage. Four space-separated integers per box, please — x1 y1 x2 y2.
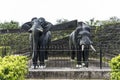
89 17 120 36
0 46 11 57
0 33 29 55
109 54 120 80
101 16 120 26
0 55 28 80
0 21 19 29
86 17 120 44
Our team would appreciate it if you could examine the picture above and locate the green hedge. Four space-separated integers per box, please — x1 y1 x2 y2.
0 46 11 57
109 54 120 80
0 33 29 55
0 55 28 80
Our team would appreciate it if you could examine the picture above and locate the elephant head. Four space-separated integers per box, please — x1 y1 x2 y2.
75 22 96 52
28 18 43 34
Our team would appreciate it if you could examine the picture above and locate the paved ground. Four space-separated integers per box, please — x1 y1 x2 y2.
29 67 111 72
28 57 110 68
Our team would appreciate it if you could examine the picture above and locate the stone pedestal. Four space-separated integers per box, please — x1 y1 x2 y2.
26 68 111 79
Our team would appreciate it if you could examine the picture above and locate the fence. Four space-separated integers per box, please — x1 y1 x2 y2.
0 27 120 69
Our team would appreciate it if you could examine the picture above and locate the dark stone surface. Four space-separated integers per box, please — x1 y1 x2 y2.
27 57 110 79
26 68 111 79
51 20 77 31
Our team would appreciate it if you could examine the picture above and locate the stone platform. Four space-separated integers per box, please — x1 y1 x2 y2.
27 57 110 79
27 67 110 79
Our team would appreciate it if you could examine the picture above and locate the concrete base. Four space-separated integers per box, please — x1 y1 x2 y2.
26 68 111 80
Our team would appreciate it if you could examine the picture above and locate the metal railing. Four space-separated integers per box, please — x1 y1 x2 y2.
0 25 120 69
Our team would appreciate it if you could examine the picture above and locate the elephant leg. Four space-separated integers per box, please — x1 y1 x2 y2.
71 47 75 60
29 34 33 57
45 36 51 60
83 47 89 67
77 46 82 65
32 50 39 69
45 50 48 60
39 45 45 66
32 40 39 69
45 44 49 60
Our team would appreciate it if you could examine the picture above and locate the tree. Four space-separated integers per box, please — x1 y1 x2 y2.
109 16 120 22
0 21 19 29
100 16 120 25
86 18 101 27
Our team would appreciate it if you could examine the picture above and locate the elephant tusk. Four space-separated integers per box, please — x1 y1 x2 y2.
28 29 32 33
82 45 84 51
90 45 96 52
37 28 43 32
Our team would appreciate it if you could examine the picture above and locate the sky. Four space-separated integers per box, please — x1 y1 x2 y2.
0 0 120 25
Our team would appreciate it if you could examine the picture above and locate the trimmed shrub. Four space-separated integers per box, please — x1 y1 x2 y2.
0 46 11 57
0 55 28 80
0 33 29 55
109 54 120 80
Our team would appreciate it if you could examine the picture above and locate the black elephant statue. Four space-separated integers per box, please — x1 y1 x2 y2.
21 17 53 69
69 22 96 68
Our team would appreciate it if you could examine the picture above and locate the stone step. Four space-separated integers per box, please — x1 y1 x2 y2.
27 57 110 79
26 68 111 79
28 57 109 68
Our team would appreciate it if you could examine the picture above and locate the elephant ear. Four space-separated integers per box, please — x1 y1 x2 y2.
85 27 90 32
21 21 32 32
